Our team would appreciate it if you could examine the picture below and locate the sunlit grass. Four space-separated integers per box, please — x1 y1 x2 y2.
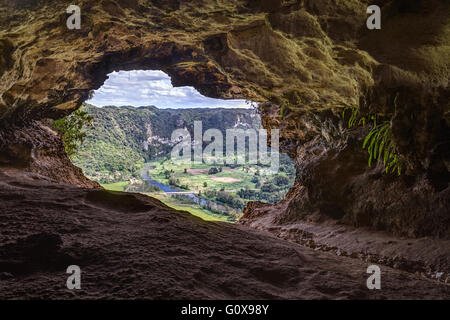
101 180 230 222
150 194 231 222
147 158 273 193
101 181 130 191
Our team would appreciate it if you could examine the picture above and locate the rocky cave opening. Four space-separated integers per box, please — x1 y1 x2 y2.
0 0 449 299
65 69 296 223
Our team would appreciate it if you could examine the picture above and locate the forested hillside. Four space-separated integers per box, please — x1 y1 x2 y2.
72 104 262 183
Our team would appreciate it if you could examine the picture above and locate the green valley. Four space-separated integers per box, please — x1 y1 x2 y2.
71 103 295 222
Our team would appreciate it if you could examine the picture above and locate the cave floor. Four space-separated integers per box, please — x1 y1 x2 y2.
0 170 449 299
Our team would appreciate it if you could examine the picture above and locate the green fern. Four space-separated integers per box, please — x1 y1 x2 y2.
341 104 402 175
341 105 375 128
279 103 286 118
363 121 402 175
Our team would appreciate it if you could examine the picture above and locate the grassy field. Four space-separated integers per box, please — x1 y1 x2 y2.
101 181 130 191
101 180 230 222
147 158 274 193
101 157 293 223
150 194 231 222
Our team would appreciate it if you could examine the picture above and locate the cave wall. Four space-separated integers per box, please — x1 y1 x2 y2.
0 0 448 236
0 120 100 187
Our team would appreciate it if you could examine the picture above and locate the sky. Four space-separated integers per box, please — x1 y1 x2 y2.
87 70 250 109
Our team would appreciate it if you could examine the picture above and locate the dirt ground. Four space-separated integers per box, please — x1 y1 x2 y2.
0 169 449 299
186 168 210 175
210 176 242 183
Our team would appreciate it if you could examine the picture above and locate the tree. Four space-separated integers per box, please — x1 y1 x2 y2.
261 182 276 192
53 109 93 157
169 176 177 186
208 167 219 175
251 176 260 184
273 174 289 186
238 188 256 200
164 170 171 179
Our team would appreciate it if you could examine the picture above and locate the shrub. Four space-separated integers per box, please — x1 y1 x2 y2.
208 167 219 175
53 109 93 157
168 176 177 186
261 182 276 192
251 176 260 184
273 174 289 186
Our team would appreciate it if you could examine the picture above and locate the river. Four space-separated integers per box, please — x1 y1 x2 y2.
140 164 227 210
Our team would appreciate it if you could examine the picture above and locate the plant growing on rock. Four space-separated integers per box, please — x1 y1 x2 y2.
341 104 402 175
341 104 376 128
53 108 94 157
363 121 402 175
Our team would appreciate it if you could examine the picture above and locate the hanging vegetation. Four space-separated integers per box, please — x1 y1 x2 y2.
341 105 402 175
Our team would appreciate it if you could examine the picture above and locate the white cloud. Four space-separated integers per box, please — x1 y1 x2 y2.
87 70 251 109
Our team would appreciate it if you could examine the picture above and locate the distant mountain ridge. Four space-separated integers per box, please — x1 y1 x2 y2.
72 103 261 183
